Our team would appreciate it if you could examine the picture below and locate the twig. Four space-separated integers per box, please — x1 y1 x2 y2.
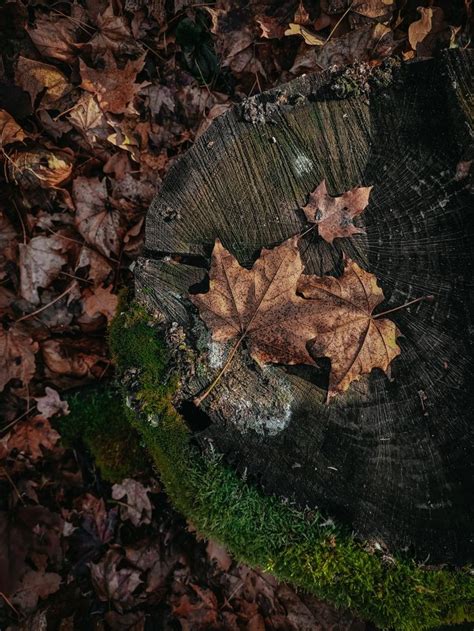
0 406 37 436
373 295 434 319
323 1 354 47
1 466 25 506
16 285 75 323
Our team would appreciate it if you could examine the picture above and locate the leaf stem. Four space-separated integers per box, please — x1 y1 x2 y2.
194 332 247 406
373 295 434 319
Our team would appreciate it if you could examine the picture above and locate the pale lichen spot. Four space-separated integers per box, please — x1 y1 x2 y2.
292 153 313 177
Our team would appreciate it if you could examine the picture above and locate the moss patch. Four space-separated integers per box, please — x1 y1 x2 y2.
109 299 474 630
61 385 147 483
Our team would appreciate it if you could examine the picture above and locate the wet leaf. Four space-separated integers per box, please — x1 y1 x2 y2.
298 258 401 398
26 12 79 63
302 179 372 243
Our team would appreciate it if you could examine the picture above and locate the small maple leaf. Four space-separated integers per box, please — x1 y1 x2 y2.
83 284 119 322
302 180 372 244
79 51 148 114
191 237 319 370
19 235 70 305
112 478 152 527
34 387 69 419
298 259 401 398
11 569 61 614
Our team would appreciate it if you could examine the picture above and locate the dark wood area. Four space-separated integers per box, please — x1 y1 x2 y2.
136 50 474 564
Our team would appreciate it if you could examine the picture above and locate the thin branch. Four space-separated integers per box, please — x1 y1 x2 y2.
16 284 75 323
373 295 434 319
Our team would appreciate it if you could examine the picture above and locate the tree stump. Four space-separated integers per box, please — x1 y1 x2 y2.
124 49 474 628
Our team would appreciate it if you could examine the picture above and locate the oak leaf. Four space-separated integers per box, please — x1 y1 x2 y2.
298 258 401 398
79 51 148 114
191 237 319 367
72 176 125 257
302 180 372 244
0 326 38 392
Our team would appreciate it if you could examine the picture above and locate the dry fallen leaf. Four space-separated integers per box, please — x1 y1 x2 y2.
67 93 111 145
87 6 139 59
408 7 446 57
351 0 395 18
72 176 125 258
112 478 152 527
15 56 71 109
298 258 401 398
0 325 38 392
191 237 319 368
83 284 119 322
7 146 74 190
11 569 61 614
34 387 70 419
284 23 326 46
0 110 27 147
80 51 148 114
19 235 70 304
315 23 394 69
26 12 79 63
302 179 372 243
0 210 18 280
8 416 60 461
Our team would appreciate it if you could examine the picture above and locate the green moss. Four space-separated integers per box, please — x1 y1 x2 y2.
61 385 147 483
109 300 474 630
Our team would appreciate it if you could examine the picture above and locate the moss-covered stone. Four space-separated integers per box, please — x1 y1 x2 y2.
61 385 147 483
108 298 474 630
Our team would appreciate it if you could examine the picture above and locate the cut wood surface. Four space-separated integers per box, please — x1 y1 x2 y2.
136 50 474 564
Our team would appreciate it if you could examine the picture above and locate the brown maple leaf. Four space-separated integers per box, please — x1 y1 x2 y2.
112 478 152 527
298 259 401 398
8 416 60 461
79 51 148 114
191 237 319 370
0 325 38 392
72 176 125 258
83 284 119 322
90 548 142 612
26 11 79 63
302 180 372 244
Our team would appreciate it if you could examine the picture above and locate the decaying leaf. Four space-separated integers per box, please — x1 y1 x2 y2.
0 325 38 392
315 23 394 69
0 110 27 147
7 146 74 190
191 237 319 367
302 180 372 243
408 7 447 57
15 57 71 109
8 416 60 461
0 210 18 280
298 258 401 398
80 52 148 114
112 478 152 527
67 93 111 145
90 548 142 611
72 176 125 257
19 235 70 304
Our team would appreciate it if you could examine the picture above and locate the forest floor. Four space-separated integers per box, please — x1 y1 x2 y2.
0 0 471 629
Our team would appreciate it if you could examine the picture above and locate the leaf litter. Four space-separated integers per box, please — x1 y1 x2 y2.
0 0 468 627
